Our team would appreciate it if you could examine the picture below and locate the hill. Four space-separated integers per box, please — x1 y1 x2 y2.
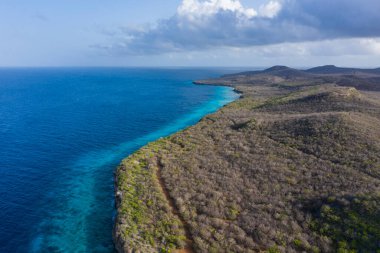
196 65 380 92
306 65 380 75
223 66 310 79
114 66 380 253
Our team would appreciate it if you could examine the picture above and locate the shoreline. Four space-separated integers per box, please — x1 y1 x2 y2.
113 82 239 253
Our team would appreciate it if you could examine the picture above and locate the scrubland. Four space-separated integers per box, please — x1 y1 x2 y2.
114 66 380 253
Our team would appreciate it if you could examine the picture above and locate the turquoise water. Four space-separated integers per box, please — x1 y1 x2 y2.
0 68 239 252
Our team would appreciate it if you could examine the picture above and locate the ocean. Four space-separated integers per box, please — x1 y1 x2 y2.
0 68 240 253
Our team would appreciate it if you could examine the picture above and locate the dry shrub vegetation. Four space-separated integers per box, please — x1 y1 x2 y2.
114 67 380 253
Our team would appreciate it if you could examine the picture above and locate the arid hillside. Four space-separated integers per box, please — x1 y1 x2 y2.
114 66 380 253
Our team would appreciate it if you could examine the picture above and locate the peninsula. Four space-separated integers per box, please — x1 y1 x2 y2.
114 65 380 253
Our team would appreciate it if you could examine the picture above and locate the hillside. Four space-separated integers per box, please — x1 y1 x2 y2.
306 65 380 75
196 65 380 92
114 66 380 253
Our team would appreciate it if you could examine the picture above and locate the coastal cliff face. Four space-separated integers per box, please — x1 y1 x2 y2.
114 66 380 253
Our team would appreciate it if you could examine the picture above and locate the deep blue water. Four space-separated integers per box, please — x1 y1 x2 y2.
0 68 240 253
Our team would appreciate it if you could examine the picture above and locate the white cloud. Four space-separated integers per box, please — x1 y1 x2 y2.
360 38 380 54
258 1 282 18
97 0 380 56
233 38 380 58
177 0 257 20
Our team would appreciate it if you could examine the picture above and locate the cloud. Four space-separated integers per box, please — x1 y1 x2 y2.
259 1 282 18
238 38 380 57
99 0 380 55
177 0 258 19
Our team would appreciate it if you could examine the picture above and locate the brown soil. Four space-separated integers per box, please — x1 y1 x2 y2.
156 159 194 253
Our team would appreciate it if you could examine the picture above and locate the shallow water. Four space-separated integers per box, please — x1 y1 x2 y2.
0 68 239 252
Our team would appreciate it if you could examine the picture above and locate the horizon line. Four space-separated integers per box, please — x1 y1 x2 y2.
0 65 379 69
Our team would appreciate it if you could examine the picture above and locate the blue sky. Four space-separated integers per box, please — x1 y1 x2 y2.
0 0 379 67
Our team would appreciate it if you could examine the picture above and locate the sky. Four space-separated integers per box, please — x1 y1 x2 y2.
0 0 379 67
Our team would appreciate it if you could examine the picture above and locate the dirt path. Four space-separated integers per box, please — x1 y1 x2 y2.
155 159 194 253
